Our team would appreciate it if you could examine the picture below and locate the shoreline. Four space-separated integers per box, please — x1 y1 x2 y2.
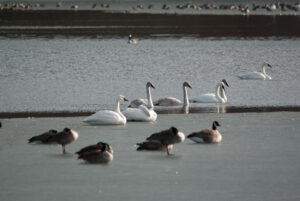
1 10 300 37
1 106 300 118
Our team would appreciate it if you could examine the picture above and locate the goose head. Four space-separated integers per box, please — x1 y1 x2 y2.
183 81 192 89
146 81 155 89
221 79 229 87
212 121 221 130
129 34 133 40
170 126 178 135
63 128 71 133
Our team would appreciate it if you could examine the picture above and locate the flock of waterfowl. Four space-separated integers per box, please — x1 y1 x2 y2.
27 38 272 164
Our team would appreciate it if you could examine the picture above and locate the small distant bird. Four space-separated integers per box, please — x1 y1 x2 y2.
76 141 114 156
48 128 79 154
78 143 113 163
187 121 222 143
140 127 185 155
128 34 138 44
28 130 58 144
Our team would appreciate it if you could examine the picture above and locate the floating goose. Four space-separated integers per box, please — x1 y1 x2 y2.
78 143 113 164
189 79 229 103
128 82 155 108
187 121 222 143
141 127 185 155
48 128 79 154
76 141 114 155
28 129 58 144
123 82 157 121
128 34 138 44
154 81 192 106
238 62 272 80
84 95 128 125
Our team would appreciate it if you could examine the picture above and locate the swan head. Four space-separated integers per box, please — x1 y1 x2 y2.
118 95 128 102
183 81 192 89
146 81 155 89
212 121 221 130
221 79 229 87
263 62 272 68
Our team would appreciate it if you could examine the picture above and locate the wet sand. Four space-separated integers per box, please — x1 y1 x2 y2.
1 10 300 37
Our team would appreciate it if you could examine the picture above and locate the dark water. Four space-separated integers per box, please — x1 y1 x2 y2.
0 36 300 113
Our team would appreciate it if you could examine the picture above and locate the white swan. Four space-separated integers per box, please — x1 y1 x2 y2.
128 34 138 44
154 82 192 106
123 82 157 121
128 82 155 108
189 79 229 103
83 95 128 125
238 62 272 80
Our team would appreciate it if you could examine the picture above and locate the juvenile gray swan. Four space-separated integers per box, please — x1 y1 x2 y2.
128 82 155 108
28 130 58 144
49 128 79 154
142 126 185 155
78 143 113 164
187 121 222 143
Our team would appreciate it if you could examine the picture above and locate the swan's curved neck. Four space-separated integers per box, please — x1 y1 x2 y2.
261 64 267 75
146 86 154 109
220 87 227 102
215 84 224 103
114 99 121 114
183 86 189 106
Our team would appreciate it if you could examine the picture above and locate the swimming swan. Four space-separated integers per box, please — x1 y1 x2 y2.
128 82 155 108
189 79 229 103
128 34 138 44
123 82 157 121
83 95 128 125
154 82 192 106
187 121 222 143
238 62 272 80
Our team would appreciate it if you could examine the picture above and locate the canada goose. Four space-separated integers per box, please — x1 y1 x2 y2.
154 82 192 106
84 95 128 125
48 128 79 154
189 79 229 103
187 121 222 143
128 82 155 108
76 141 113 156
238 62 272 80
28 130 58 144
144 126 185 155
128 34 138 44
78 143 113 164
136 141 172 151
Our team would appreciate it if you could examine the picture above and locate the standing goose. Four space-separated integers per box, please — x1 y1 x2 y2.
128 34 138 44
187 121 222 143
123 82 157 121
238 62 272 80
154 81 192 106
84 95 128 125
189 79 229 103
128 82 155 108
78 143 113 164
140 126 185 155
49 128 79 154
76 141 114 156
28 129 58 144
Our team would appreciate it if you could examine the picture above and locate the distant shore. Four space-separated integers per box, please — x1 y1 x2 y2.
1 106 300 118
1 10 300 37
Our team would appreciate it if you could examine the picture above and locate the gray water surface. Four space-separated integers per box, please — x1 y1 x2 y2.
1 37 300 112
0 112 299 201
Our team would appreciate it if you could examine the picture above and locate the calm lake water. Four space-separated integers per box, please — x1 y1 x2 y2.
0 36 300 112
0 112 300 201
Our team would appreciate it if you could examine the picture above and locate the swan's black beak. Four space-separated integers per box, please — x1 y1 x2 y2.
124 98 128 102
187 83 192 89
151 83 155 89
222 79 229 87
267 63 272 68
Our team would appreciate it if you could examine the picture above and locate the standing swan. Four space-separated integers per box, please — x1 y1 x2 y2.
187 121 222 143
83 95 128 125
189 79 229 103
128 82 155 108
123 82 157 121
238 62 272 80
154 82 192 106
128 34 138 44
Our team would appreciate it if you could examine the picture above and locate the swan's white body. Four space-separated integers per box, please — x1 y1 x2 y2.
189 83 226 103
123 83 157 122
84 95 127 125
154 82 192 106
238 62 272 80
